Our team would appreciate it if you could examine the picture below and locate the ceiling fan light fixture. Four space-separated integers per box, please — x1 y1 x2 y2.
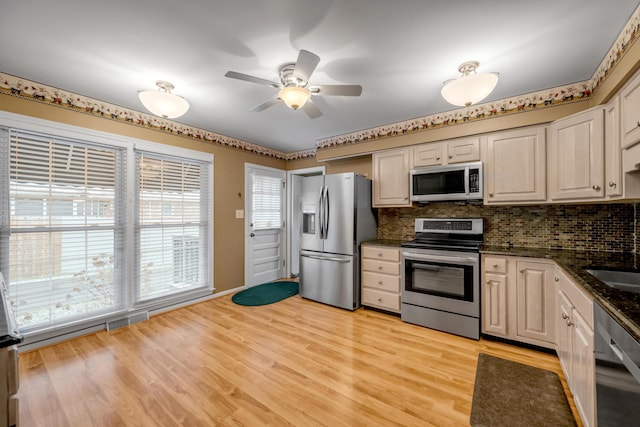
138 80 190 119
441 61 498 107
278 86 311 110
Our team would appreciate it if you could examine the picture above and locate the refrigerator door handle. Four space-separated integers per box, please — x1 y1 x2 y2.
301 253 351 263
323 185 330 238
318 185 325 239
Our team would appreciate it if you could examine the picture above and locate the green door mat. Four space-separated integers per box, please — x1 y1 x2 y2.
231 281 299 306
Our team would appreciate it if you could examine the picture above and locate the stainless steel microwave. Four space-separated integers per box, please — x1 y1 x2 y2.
410 161 483 202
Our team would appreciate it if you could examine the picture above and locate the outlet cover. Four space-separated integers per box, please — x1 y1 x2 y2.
235 209 244 219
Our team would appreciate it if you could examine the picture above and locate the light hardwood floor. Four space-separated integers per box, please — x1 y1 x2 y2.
18 294 581 426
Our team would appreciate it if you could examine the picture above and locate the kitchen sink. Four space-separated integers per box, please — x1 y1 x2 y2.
585 268 640 294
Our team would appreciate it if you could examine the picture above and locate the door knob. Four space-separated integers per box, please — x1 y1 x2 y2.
250 233 255 237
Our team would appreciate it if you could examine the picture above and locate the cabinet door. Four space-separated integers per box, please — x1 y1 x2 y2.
447 137 480 163
605 96 623 197
620 70 640 148
548 108 604 200
516 261 556 345
484 127 546 203
412 143 443 167
372 149 411 207
557 290 573 384
572 310 595 427
482 272 508 337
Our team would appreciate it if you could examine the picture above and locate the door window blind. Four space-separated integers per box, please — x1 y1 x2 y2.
1 129 126 331
251 171 283 230
135 152 210 303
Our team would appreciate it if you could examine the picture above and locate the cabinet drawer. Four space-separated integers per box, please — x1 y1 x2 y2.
362 259 400 276
362 271 400 292
484 257 507 274
362 246 400 262
558 270 593 328
362 288 401 312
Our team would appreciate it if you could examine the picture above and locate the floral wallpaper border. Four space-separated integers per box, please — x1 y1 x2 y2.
1 4 639 160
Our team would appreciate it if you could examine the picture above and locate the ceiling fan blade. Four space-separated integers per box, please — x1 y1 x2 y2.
310 84 363 96
224 71 280 88
293 50 320 82
250 98 281 112
302 99 323 119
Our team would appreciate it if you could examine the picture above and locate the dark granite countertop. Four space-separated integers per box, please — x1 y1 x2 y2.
482 246 640 342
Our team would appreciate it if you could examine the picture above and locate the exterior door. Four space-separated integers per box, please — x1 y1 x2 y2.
245 164 285 287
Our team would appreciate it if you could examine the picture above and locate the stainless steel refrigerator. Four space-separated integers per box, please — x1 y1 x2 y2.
298 173 377 310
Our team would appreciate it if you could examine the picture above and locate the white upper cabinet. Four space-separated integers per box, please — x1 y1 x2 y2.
620 68 640 148
548 107 604 201
372 148 411 207
412 137 480 168
483 126 547 204
604 96 623 198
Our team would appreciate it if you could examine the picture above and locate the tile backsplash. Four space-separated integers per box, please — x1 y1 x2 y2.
377 203 636 253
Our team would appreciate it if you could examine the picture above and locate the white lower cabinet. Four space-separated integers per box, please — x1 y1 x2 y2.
482 256 595 426
481 255 556 349
556 268 595 427
361 244 401 313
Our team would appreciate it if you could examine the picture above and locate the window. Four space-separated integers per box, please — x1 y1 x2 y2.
135 153 211 302
0 117 213 337
1 130 126 330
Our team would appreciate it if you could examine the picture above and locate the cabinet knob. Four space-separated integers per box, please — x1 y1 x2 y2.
486 280 491 284
448 155 453 159
403 197 408 200
378 266 383 270
609 181 617 187
378 253 383 257
436 156 440 160
562 313 569 320
566 319 574 327
592 184 601 191
555 276 559 282
378 281 383 285
519 269 525 273
637 120 640 127
377 298 383 302
493 264 499 268
489 192 494 197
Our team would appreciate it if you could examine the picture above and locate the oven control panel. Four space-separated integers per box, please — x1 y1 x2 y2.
415 218 483 234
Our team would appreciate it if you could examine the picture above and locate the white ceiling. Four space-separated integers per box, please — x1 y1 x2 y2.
2 0 639 153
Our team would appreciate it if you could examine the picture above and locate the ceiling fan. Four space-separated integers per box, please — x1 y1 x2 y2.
224 50 362 119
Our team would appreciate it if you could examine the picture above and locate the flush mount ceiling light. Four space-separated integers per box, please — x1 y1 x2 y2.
441 61 499 107
278 86 311 110
138 80 190 119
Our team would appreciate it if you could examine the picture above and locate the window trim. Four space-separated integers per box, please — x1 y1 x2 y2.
0 111 214 344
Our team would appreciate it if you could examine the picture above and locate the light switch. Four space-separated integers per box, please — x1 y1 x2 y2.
235 209 244 219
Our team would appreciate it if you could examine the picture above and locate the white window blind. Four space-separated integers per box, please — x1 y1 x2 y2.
251 172 283 230
135 152 210 303
0 129 126 331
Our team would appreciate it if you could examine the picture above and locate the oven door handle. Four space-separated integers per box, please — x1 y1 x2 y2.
402 251 477 264
413 264 441 272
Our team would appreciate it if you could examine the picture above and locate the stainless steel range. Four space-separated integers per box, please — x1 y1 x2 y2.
401 218 483 340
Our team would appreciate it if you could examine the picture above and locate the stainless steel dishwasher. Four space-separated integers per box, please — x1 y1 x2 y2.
594 303 640 426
